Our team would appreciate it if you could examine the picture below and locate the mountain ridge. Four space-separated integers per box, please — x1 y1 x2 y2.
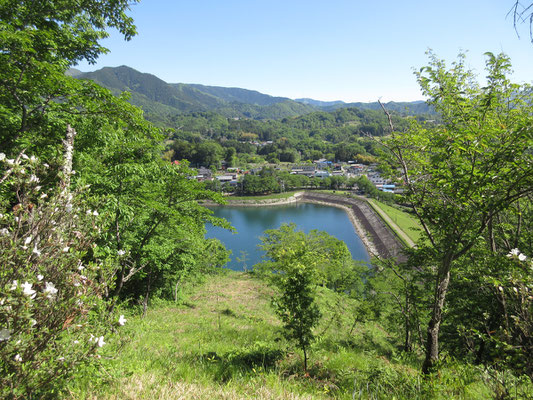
74 65 433 121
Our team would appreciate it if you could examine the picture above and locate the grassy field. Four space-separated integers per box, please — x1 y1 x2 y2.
65 271 531 399
368 200 423 244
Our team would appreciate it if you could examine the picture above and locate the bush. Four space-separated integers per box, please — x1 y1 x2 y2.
0 133 122 398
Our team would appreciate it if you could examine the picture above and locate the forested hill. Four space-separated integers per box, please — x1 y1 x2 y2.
76 66 316 121
75 66 433 123
296 98 433 115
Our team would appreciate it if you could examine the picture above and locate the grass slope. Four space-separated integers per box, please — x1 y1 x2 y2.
67 272 530 399
367 199 423 245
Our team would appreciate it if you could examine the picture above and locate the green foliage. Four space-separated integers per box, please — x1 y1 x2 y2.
256 224 323 371
384 52 533 373
0 0 138 154
0 144 124 399
256 224 367 371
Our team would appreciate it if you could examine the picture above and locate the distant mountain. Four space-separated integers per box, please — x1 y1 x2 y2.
295 98 346 108
75 65 433 123
187 84 289 106
76 66 316 121
296 98 433 115
66 68 84 77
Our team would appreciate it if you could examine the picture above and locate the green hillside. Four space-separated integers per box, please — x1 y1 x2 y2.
67 272 530 399
77 66 433 123
77 66 316 121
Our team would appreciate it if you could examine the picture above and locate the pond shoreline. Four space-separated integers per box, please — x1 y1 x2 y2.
204 191 404 260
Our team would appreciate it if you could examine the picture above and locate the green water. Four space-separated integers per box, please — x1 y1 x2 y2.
206 202 370 271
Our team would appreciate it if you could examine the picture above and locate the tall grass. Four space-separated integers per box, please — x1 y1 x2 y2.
66 271 532 399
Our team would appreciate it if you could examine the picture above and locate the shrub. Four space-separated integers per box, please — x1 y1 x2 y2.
0 129 122 398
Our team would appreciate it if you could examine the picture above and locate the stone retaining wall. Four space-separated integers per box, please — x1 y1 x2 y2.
300 193 406 261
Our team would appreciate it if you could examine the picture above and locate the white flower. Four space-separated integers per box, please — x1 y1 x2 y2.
0 228 9 236
14 354 22 362
34 185 41 192
21 154 29 160
40 193 48 199
24 235 32 245
43 163 49 168
65 203 73 213
37 274 43 281
518 253 527 262
32 247 41 257
30 155 36 162
73 340 79 344
62 246 70 253
0 328 11 341
508 248 520 258
0 153 5 161
92 210 99 216
10 280 18 291
43 282 58 298
89 334 105 347
117 250 126 256
21 281 36 298
6 159 15 166
30 319 37 327
118 315 127 326
29 174 39 183
77 264 85 272
86 210 92 215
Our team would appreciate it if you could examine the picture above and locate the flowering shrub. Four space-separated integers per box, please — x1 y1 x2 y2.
0 132 122 398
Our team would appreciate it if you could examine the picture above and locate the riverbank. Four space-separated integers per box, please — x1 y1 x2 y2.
205 191 405 260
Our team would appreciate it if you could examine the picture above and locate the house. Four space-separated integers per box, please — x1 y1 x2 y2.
314 170 330 178
291 165 316 177
194 167 213 181
216 173 238 183
314 159 331 170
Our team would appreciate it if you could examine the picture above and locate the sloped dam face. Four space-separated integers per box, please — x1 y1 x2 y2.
206 202 370 271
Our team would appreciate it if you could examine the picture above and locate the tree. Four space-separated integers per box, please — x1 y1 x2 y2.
510 1 533 42
383 52 533 373
0 0 138 154
256 224 322 372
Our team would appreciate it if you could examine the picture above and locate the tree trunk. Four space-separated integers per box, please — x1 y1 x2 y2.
404 294 412 352
302 343 308 373
174 278 181 303
422 255 453 374
142 270 152 318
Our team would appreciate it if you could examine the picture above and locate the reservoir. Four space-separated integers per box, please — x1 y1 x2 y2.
206 202 371 271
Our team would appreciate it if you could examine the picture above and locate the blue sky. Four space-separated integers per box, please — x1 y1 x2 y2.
76 0 533 102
